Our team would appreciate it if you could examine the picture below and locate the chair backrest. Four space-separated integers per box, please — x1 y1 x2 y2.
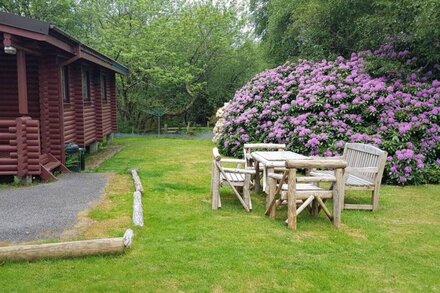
342 143 387 183
243 143 286 167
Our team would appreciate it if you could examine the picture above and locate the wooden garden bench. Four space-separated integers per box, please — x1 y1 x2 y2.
310 143 387 211
266 158 347 230
211 147 255 212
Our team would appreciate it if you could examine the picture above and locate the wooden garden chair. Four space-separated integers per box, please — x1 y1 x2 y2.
211 147 255 212
266 158 347 230
310 143 387 211
243 143 286 192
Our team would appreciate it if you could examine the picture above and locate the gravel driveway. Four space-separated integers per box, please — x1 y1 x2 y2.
0 173 109 242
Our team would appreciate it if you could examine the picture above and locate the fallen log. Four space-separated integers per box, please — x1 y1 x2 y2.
133 191 144 226
130 169 144 193
0 229 134 262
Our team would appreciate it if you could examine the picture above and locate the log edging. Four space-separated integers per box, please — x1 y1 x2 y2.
0 229 134 262
130 169 144 226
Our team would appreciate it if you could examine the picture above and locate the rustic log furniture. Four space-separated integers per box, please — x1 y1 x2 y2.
211 147 255 212
266 158 347 230
310 143 387 211
243 143 286 192
251 151 308 194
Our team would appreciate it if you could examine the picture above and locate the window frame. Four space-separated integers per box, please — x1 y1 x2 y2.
100 73 108 102
82 66 91 102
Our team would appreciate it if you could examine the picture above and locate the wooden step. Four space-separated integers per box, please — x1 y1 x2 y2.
44 161 61 171
39 153 70 181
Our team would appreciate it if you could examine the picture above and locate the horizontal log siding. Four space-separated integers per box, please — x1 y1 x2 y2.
71 63 85 147
0 53 19 118
109 72 117 133
39 54 62 161
0 117 41 176
102 70 114 136
66 65 115 147
26 55 40 119
60 66 77 143
0 53 39 119
94 70 103 141
83 66 97 145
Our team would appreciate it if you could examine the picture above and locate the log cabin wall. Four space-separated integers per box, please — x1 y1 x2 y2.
63 63 76 144
0 52 40 119
63 63 117 149
71 63 85 147
38 53 63 161
94 68 104 141
83 64 97 145
102 70 115 137
0 52 18 118
109 72 117 133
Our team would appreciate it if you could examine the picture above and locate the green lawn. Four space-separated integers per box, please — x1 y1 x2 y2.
1 136 439 292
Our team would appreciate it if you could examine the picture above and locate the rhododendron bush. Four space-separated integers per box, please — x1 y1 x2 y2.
214 45 440 185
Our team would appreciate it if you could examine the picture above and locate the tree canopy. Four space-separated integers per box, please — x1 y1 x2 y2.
251 0 440 74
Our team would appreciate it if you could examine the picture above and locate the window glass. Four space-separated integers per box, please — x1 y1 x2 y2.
82 67 90 101
101 74 108 102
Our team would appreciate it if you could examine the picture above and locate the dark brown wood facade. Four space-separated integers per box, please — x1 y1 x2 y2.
0 12 127 179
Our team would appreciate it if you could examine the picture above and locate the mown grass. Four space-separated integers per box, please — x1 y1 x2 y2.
0 136 439 292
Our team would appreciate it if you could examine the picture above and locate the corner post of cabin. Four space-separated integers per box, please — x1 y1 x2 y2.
15 46 31 183
16 49 29 116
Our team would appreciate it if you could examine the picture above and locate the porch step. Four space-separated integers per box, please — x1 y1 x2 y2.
39 153 70 181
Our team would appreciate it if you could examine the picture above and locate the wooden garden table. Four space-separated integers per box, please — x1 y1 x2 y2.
251 151 308 193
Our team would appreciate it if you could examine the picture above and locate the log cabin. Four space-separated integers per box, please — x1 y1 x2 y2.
0 12 128 181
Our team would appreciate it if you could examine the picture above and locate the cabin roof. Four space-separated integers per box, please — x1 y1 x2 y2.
0 11 128 75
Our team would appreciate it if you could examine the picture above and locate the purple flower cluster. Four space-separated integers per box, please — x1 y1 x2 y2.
217 45 440 184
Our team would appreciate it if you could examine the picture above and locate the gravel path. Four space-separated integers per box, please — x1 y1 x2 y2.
0 173 109 242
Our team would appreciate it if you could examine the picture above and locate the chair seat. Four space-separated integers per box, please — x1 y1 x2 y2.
221 172 245 182
310 170 374 186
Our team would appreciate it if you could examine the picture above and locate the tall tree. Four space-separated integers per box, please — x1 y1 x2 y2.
251 0 440 72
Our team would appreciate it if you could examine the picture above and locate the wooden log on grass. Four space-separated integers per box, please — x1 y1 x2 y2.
0 229 134 262
131 169 144 192
133 191 144 226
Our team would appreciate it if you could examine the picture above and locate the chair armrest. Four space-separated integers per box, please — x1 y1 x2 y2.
268 173 284 180
222 168 256 175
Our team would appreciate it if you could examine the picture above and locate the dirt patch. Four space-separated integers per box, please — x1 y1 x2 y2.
61 173 132 240
85 144 123 171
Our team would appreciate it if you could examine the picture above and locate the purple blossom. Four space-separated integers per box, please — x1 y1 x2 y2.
217 44 440 185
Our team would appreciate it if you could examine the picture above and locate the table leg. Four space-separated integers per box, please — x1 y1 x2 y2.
254 162 261 193
265 167 274 208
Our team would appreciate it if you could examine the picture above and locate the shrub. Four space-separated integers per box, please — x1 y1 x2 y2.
214 44 440 185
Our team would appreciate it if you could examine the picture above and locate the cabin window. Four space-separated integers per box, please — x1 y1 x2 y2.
61 66 70 103
101 74 108 102
82 67 91 102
